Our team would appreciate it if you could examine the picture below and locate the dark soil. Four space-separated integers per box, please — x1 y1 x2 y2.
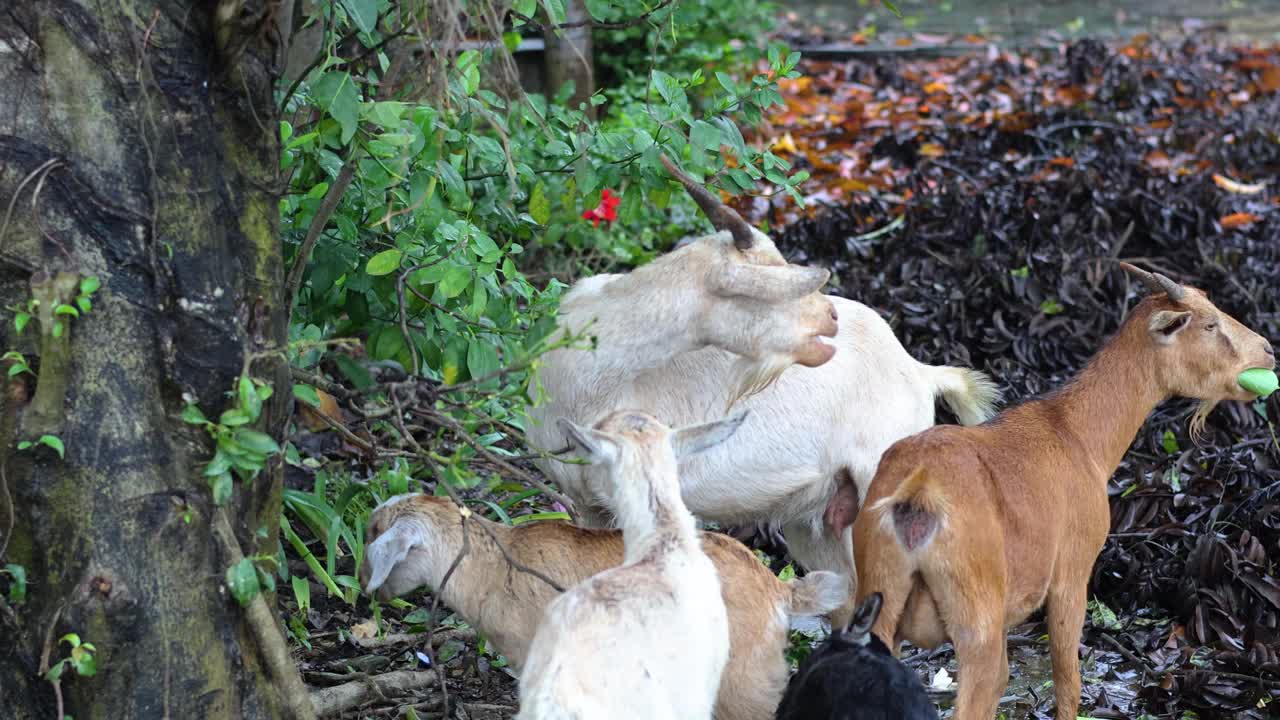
751 31 1280 720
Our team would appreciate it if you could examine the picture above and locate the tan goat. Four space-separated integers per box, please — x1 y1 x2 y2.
361 495 849 720
850 263 1275 720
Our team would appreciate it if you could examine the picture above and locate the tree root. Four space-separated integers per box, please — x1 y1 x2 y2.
212 508 316 720
309 670 437 717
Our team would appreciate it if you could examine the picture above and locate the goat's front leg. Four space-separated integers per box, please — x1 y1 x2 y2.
1046 581 1088 719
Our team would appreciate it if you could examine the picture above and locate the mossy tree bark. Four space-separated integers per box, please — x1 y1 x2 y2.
0 2 306 718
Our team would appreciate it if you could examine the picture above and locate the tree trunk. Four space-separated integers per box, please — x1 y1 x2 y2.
544 0 596 118
0 2 305 718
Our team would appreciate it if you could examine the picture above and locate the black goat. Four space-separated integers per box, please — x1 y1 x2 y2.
775 593 939 720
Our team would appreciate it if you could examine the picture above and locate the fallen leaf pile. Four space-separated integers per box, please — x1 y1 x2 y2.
748 33 1279 718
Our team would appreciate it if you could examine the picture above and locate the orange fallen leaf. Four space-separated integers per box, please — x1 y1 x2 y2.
771 132 798 154
1212 174 1266 195
922 81 949 94
1055 85 1089 105
299 388 344 432
1259 65 1280 94
1220 212 1262 229
918 142 946 158
895 37 913 47
1047 156 1075 168
1143 150 1173 170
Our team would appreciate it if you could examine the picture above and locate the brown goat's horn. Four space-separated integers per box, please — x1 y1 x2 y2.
659 153 755 251
1119 262 1186 303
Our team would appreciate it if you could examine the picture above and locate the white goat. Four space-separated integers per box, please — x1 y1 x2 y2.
360 493 849 720
529 157 1001 619
517 409 749 720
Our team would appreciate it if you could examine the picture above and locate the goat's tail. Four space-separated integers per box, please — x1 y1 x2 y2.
784 570 852 618
918 363 1002 426
871 466 947 553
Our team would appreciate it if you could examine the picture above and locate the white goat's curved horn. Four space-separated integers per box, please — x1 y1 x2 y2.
659 153 755 251
1120 262 1185 303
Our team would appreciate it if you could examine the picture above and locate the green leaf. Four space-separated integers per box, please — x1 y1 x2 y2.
512 0 536 18
509 511 571 525
715 71 739 95
456 50 481 96
238 375 262 422
4 563 26 603
45 661 65 682
219 408 252 427
291 575 311 612
467 340 499 383
502 31 522 52
234 429 281 456
51 320 63 338
366 249 403 276
226 558 261 607
529 181 551 225
76 296 91 313
7 364 26 377
651 70 682 106
311 71 360 144
182 404 208 425
16 441 31 451
79 277 100 295
435 160 468 208
38 435 65 459
69 646 96 677
778 563 797 582
1161 430 1179 455
55 304 79 318
690 119 722 156
14 312 30 333
439 265 471 299
340 0 378 33
205 450 233 477
292 384 322 408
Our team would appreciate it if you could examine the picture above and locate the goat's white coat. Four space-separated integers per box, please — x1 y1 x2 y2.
517 412 736 720
530 235 999 585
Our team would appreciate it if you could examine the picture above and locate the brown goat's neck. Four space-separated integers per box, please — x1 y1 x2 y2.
421 513 516 620
1037 309 1166 479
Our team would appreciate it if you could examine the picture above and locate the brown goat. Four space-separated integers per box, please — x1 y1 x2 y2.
849 264 1275 720
360 494 849 720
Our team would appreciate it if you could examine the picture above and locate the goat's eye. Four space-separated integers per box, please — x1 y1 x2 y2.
1205 322 1217 331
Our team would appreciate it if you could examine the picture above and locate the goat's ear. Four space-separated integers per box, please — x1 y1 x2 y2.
672 410 749 460
556 418 620 465
710 264 830 302
1148 310 1192 343
363 520 425 596
844 592 883 640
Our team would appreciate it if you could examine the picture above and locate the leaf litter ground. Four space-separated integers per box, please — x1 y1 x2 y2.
286 32 1280 720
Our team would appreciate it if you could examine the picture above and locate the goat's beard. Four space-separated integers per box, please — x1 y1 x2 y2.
1188 399 1217 444
727 354 791 411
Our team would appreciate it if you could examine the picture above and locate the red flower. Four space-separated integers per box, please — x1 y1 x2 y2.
582 188 621 227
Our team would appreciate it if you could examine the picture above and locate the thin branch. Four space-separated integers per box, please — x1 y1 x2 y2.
411 404 577 517
284 157 357 308
510 0 675 32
